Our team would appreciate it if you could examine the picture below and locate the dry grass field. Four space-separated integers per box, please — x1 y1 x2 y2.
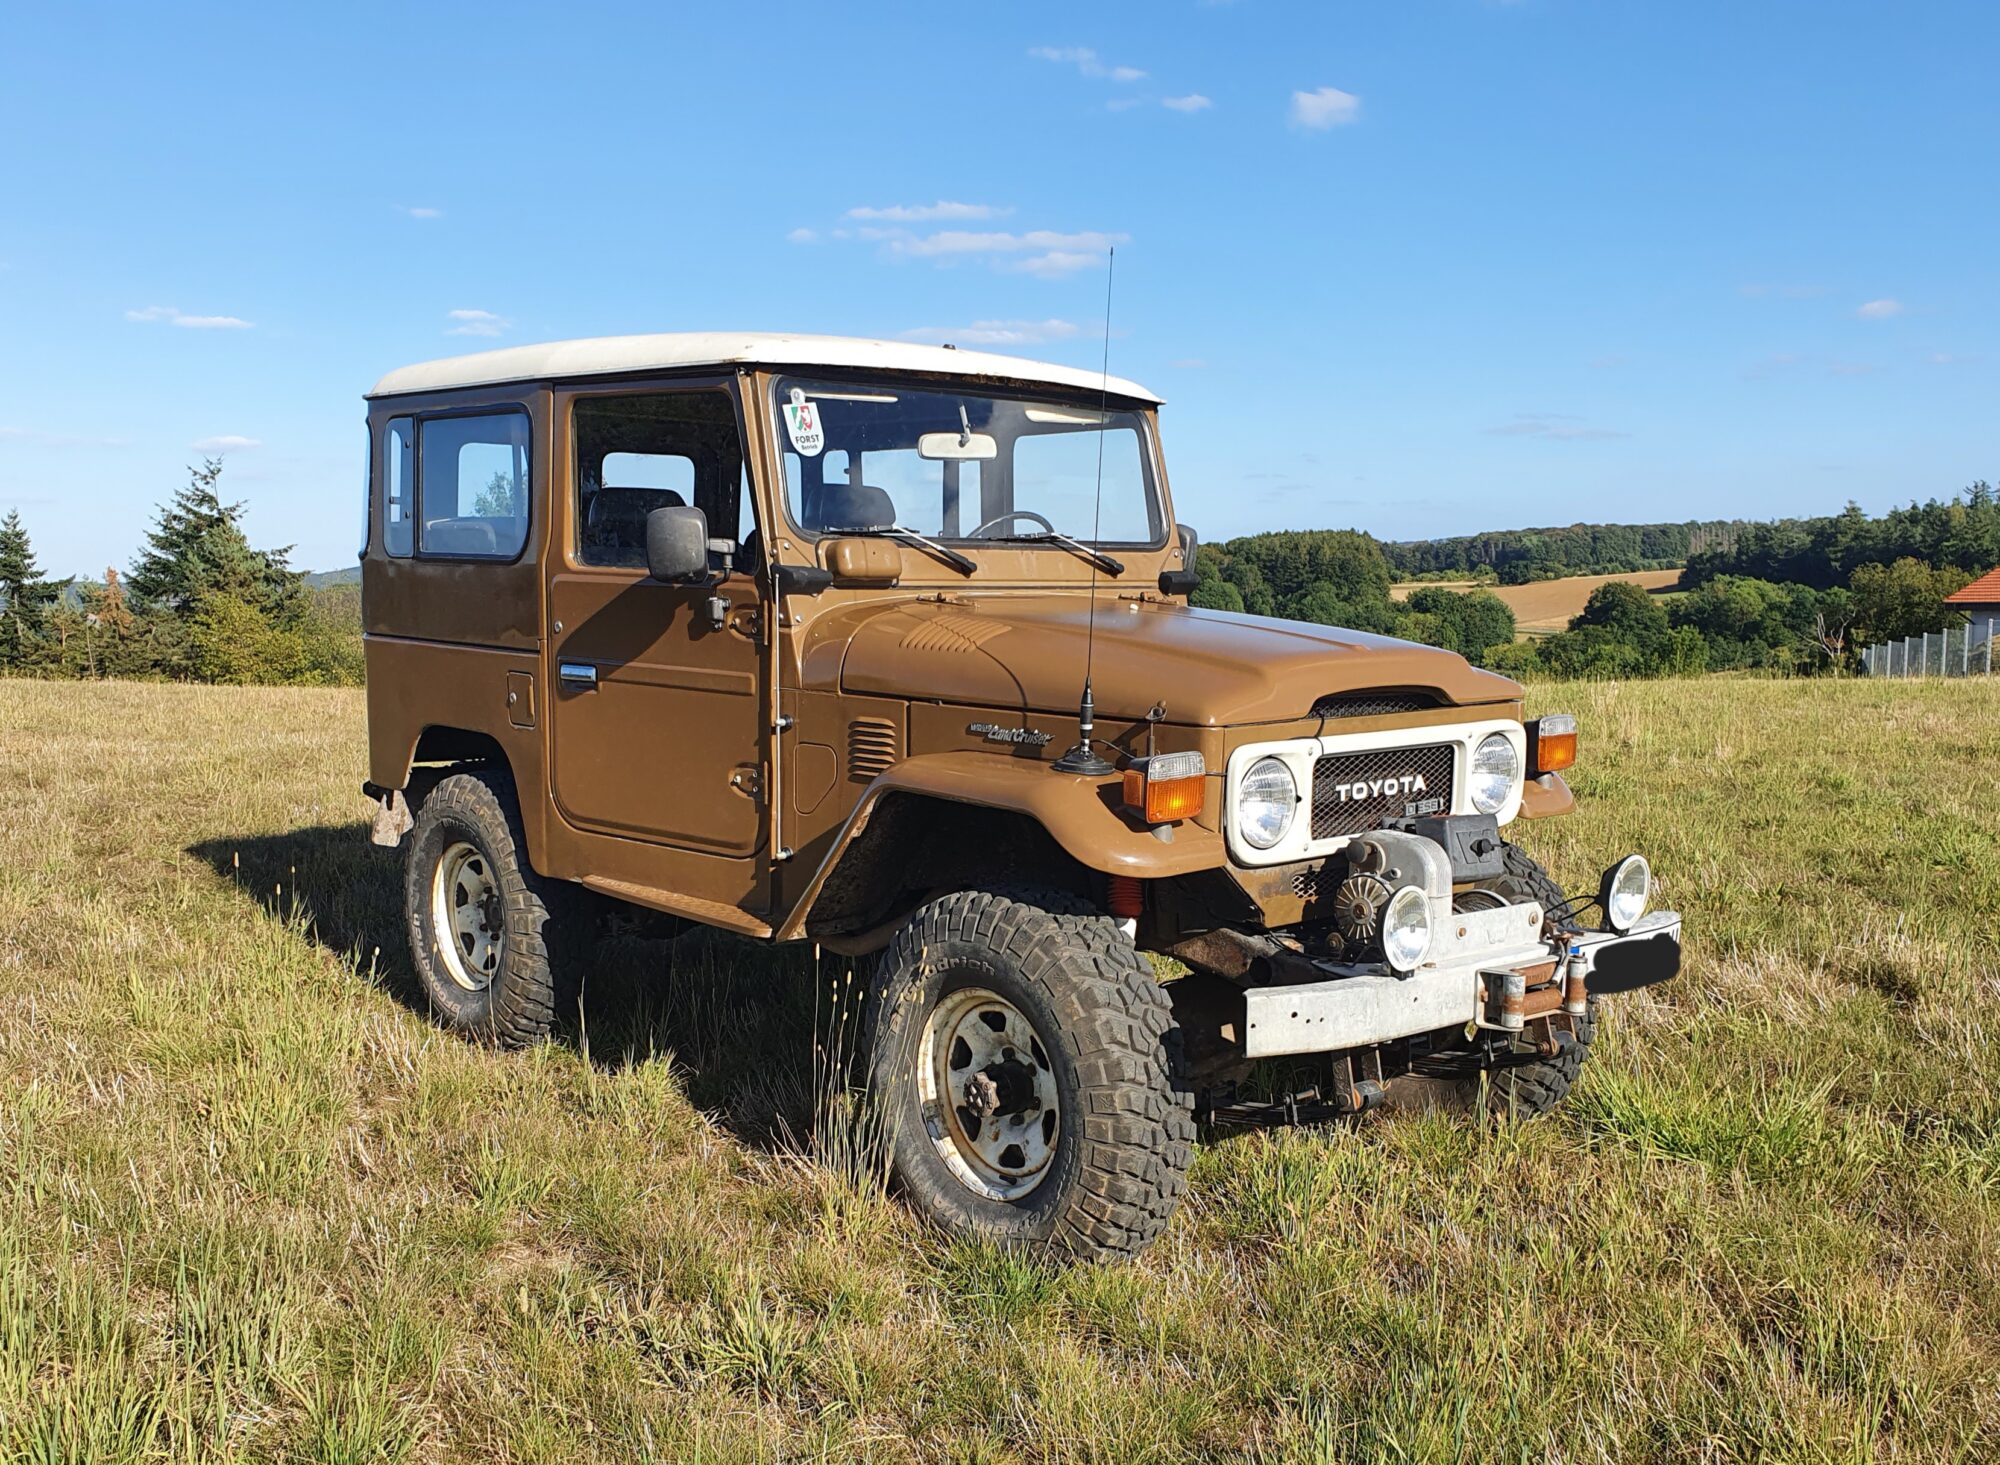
2 676 1998 1462
1392 569 1685 634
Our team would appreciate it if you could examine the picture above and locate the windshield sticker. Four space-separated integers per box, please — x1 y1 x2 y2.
782 389 824 457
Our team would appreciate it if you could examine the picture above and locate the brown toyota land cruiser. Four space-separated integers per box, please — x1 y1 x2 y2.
360 333 1681 1261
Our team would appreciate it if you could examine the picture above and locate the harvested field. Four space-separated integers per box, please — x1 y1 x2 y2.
1393 568 1685 634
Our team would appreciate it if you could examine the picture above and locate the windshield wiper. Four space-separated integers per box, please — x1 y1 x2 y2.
840 525 977 575
988 531 1124 576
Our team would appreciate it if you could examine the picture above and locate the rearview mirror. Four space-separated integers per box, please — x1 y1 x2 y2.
645 504 710 582
1159 523 1200 596
917 431 998 461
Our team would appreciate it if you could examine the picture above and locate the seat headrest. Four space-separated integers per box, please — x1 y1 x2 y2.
814 482 896 531
588 486 686 536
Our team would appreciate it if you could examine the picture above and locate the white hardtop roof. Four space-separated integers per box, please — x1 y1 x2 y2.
368 331 1162 403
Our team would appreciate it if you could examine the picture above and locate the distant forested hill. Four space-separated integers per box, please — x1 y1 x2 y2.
1380 520 1746 583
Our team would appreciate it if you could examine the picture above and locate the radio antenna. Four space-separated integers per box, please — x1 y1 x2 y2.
1051 246 1119 777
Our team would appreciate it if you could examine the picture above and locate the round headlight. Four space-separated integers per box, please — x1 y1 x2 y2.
1235 756 1298 851
1602 854 1651 932
1381 884 1433 972
1469 732 1521 815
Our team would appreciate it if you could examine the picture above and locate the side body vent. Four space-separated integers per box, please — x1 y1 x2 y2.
1310 691 1441 719
847 718 898 782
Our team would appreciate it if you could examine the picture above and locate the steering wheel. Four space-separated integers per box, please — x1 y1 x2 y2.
965 509 1056 539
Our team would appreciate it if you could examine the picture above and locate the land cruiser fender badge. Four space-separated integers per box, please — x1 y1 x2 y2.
782 387 824 457
969 722 1054 747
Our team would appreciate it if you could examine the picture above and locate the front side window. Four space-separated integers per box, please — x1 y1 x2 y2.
573 391 747 569
772 377 1160 546
383 416 413 558
418 410 531 559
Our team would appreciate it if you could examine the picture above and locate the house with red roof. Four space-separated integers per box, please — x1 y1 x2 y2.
1944 568 2000 646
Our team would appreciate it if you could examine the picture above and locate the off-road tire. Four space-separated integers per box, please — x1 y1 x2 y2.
404 770 585 1046
1479 843 1598 1121
864 888 1195 1262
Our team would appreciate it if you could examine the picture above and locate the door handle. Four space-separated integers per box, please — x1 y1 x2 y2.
558 661 598 690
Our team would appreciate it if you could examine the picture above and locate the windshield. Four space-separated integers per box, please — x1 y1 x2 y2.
771 376 1163 546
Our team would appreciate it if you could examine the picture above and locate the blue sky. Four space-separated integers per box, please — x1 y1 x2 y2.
2 1 1995 578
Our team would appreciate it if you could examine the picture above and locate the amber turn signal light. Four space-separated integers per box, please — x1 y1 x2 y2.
1529 714 1578 775
1122 751 1206 825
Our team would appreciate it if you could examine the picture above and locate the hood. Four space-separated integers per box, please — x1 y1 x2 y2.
824 594 1520 727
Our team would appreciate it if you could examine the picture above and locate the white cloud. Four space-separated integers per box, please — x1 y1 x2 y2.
845 201 1011 222
399 205 444 220
446 308 509 338
1009 251 1105 279
191 434 261 453
815 217 1125 278
1290 86 1361 130
126 305 254 329
1485 413 1628 441
1030 46 1146 82
1162 94 1213 113
890 228 1125 261
900 319 1082 347
1856 298 1903 320
786 227 818 244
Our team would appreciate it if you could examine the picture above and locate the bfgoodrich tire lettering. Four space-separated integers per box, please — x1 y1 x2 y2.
404 770 584 1047
1481 842 1598 1120
865 888 1194 1261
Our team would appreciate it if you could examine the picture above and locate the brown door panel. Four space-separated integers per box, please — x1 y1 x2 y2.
549 571 764 855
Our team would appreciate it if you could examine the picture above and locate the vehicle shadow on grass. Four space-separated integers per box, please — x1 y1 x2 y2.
184 824 854 1153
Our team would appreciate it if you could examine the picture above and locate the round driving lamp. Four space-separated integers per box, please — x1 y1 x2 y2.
1235 756 1298 851
1599 854 1652 933
1381 884 1433 972
1469 732 1521 815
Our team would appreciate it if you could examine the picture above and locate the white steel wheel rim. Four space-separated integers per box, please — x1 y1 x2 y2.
431 840 504 992
916 986 1060 1202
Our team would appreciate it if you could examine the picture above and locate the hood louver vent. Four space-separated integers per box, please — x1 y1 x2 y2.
1310 691 1441 719
847 718 898 782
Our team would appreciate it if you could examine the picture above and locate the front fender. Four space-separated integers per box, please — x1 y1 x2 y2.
775 750 1228 941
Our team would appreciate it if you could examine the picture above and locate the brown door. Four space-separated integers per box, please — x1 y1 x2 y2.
547 571 764 854
547 385 765 858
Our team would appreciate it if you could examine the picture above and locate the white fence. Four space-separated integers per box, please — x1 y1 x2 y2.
1861 625 1998 678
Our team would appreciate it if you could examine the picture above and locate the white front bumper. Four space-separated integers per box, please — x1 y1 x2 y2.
1239 909 1683 1059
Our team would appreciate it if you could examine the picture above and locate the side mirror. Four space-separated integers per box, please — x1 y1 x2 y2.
1159 523 1200 596
645 505 710 582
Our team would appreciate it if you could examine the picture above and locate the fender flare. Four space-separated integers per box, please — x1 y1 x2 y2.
775 750 1228 941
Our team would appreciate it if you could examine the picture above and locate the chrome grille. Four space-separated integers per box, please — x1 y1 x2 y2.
1311 691 1439 719
1310 743 1456 840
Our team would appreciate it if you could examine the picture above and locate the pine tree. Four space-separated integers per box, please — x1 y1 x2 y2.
127 459 304 622
0 509 68 668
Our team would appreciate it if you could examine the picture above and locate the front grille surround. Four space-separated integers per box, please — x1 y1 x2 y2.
1309 742 1457 840
1223 718 1526 867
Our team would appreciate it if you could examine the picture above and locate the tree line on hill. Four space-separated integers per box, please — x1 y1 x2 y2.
5 469 1991 686
1380 518 1750 584
1192 486 1993 678
0 461 361 684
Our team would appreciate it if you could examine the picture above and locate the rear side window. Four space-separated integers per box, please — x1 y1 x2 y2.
419 411 531 559
383 417 414 558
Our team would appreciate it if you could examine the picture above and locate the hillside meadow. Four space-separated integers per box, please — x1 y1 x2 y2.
1 676 1997 1461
